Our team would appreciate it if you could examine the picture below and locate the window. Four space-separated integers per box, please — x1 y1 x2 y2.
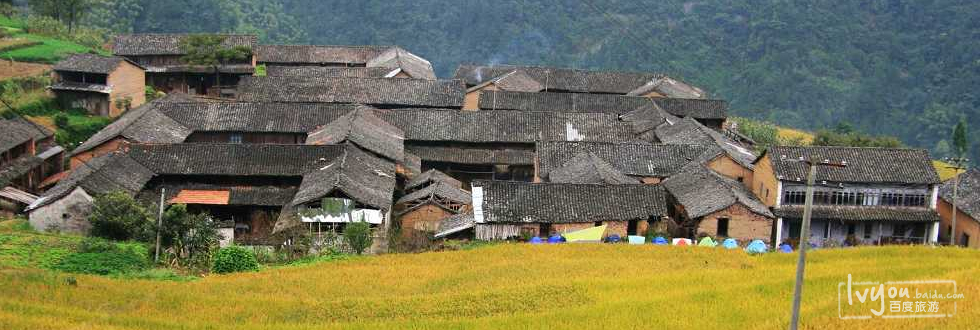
717 218 730 237
229 134 243 144
863 223 872 239
962 233 971 247
847 223 856 236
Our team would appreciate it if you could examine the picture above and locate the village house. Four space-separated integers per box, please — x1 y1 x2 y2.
535 141 716 184
663 165 775 243
938 169 979 248
754 146 942 247
112 34 258 97
394 180 471 239
256 45 436 79
0 117 64 216
378 108 636 185
454 64 704 96
469 90 728 129
236 76 464 109
28 143 397 250
49 53 146 117
471 180 668 240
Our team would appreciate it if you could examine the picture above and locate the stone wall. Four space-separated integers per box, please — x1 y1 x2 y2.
28 187 94 234
696 203 773 244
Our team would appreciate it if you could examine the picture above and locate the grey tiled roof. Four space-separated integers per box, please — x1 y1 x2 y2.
765 146 940 185
159 102 354 133
0 155 43 188
396 182 471 205
655 117 758 168
454 64 662 94
473 181 668 224
72 96 194 155
547 152 638 184
292 145 396 210
536 141 717 179
434 213 475 238
29 151 155 210
306 108 405 162
54 53 135 74
405 145 535 165
939 169 980 221
773 205 940 222
128 143 343 177
477 90 726 120
113 34 257 56
237 76 464 108
265 66 396 78
405 169 463 191
627 76 706 99
379 109 635 143
154 183 298 206
255 45 391 64
0 118 45 154
48 82 111 94
663 165 773 219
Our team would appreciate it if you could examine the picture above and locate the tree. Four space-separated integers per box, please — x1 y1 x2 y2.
343 220 372 255
88 191 153 241
28 0 90 33
953 120 969 158
180 34 252 94
160 204 222 268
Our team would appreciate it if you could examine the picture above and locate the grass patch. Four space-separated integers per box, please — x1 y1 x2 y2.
0 32 98 63
0 15 25 29
0 244 976 329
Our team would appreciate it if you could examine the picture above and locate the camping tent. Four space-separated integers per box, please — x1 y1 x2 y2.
698 237 717 247
722 238 739 249
653 237 668 245
745 240 768 254
672 238 693 246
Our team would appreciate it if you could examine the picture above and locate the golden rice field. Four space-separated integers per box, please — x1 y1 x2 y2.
0 243 977 329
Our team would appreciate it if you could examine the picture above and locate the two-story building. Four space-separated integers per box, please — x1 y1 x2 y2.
112 34 257 97
50 53 146 117
0 117 64 215
754 146 942 246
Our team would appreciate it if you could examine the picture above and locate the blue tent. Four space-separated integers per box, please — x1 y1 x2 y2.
529 236 543 244
779 243 793 253
722 238 739 249
547 235 563 244
606 234 621 243
745 240 768 254
653 236 668 245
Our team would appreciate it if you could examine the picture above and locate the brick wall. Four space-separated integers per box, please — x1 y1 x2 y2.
70 137 129 169
696 203 773 244
107 61 146 117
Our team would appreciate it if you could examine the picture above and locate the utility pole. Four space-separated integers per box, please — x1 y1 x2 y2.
789 157 846 330
944 157 969 246
154 187 165 263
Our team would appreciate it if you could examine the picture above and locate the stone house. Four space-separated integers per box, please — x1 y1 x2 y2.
754 146 942 247
394 178 471 239
471 180 668 240
938 169 979 248
50 53 146 117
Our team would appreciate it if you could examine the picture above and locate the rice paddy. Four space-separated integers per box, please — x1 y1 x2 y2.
0 239 977 329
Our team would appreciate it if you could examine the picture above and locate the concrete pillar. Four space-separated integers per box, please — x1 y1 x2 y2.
928 221 940 245
775 218 783 244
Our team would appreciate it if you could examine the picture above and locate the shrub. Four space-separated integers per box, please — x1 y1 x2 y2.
343 222 372 255
51 239 150 275
88 191 154 241
53 112 68 128
160 204 222 269
23 15 66 38
211 246 259 274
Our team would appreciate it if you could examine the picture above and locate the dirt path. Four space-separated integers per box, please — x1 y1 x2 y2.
0 59 50 80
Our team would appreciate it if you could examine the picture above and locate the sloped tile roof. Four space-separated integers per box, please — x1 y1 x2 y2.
306 108 405 162
396 182 471 205
654 117 757 168
0 155 43 188
72 96 194 155
265 66 396 78
291 146 396 210
0 118 46 154
663 165 773 219
454 64 662 94
159 102 354 133
379 109 635 143
765 146 940 185
237 76 464 108
255 45 391 64
434 213 475 238
365 47 436 80
48 82 111 94
548 152 638 184
467 70 543 92
54 53 136 74
477 90 726 119
156 183 298 206
405 169 463 191
773 205 940 222
405 145 535 165
939 169 980 221
536 141 717 179
29 151 155 210
473 181 668 224
113 34 257 56
627 76 706 99
128 143 343 177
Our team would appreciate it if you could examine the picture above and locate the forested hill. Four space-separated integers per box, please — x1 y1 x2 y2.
17 0 980 161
